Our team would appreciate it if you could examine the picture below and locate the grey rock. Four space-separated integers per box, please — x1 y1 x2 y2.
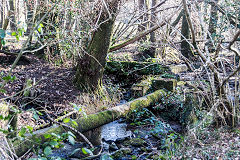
109 142 118 151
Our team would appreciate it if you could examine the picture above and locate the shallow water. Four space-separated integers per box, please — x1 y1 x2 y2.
101 120 132 142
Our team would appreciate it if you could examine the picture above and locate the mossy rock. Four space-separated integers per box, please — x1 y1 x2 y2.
151 78 177 91
105 61 170 77
111 148 132 159
131 78 152 97
123 138 147 147
131 77 177 97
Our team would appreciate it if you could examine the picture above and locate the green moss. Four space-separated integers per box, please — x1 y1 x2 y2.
76 110 120 132
147 90 166 102
111 148 132 159
132 77 177 98
105 61 170 76
123 138 146 147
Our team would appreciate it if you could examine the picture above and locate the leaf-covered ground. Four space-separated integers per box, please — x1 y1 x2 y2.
178 127 240 159
0 53 120 129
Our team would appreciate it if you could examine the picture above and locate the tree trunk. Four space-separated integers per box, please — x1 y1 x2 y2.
138 0 148 41
9 0 16 31
181 11 194 60
0 0 3 28
150 0 156 43
207 0 218 53
25 0 34 36
148 0 157 58
0 11 9 49
74 0 119 92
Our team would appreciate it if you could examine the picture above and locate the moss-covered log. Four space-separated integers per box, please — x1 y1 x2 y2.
12 89 167 156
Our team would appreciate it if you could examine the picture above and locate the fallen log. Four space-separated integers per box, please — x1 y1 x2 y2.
12 89 167 156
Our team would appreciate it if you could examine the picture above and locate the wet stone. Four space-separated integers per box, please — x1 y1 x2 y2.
102 142 110 152
109 142 119 151
101 120 132 142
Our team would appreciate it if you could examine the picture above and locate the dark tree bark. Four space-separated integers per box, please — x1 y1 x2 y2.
138 0 148 41
150 0 156 43
181 12 190 58
25 0 34 36
180 11 194 60
207 0 218 53
9 0 16 31
148 0 157 58
74 0 120 92
0 0 3 28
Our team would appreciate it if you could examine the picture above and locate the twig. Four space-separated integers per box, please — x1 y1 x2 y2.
221 30 240 87
34 110 78 130
45 111 94 148
228 30 240 50
109 10 178 52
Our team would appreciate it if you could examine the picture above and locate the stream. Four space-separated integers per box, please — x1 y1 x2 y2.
34 117 182 160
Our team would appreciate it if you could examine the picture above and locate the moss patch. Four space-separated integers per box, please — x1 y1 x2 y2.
105 61 170 78
123 138 147 147
111 148 132 159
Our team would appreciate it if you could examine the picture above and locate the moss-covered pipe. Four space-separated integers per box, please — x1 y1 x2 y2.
12 89 166 156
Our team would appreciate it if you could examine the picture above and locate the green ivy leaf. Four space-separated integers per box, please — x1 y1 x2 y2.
100 154 113 160
82 148 93 155
0 89 6 93
26 126 33 133
33 111 39 120
44 133 52 139
68 135 75 145
18 127 26 137
67 131 75 138
70 148 81 156
0 128 9 134
0 29 6 38
2 75 11 81
49 141 58 148
11 32 17 36
63 118 70 123
1 39 5 45
15 35 19 41
44 146 52 156
71 120 78 127
39 23 44 28
51 133 61 139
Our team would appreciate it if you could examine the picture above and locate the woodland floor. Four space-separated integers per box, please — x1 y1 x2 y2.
0 53 112 128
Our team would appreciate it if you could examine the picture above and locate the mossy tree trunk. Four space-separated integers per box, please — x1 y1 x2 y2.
74 0 120 92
